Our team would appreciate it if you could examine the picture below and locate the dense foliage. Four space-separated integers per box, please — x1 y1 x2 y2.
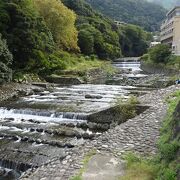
0 0 80 76
157 91 180 180
149 44 171 63
0 33 13 83
0 0 54 69
85 0 167 31
33 0 79 52
0 0 153 84
148 0 180 9
62 0 151 58
141 44 180 70
119 25 151 57
62 0 122 60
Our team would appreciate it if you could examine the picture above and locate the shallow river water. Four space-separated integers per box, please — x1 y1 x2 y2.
0 59 147 179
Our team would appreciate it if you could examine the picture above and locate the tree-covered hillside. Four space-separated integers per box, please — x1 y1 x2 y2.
62 0 151 58
62 0 122 59
0 0 152 83
0 0 79 78
85 0 167 31
147 0 180 9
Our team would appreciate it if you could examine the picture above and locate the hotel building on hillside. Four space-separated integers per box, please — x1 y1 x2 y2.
160 6 180 55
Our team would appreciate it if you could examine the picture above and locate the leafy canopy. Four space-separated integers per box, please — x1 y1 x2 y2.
33 0 79 52
0 33 13 83
0 0 54 69
85 0 167 31
149 44 171 63
62 0 122 59
119 24 151 57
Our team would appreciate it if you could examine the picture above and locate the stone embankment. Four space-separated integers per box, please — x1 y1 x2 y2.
21 84 180 180
141 61 180 76
0 83 44 102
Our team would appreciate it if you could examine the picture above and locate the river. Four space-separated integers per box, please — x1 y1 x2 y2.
0 58 147 179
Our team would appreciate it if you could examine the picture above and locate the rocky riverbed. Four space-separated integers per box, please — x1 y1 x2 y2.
20 84 180 180
0 82 142 179
0 59 179 180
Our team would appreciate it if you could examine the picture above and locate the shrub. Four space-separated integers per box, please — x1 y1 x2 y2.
0 34 13 83
78 29 94 55
115 96 139 122
167 55 180 70
158 141 179 162
149 44 171 64
157 168 176 180
141 53 149 62
121 153 159 180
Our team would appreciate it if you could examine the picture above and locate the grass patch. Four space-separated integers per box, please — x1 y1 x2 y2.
115 96 140 122
156 90 180 180
120 153 158 180
120 90 180 180
70 150 97 180
53 51 116 77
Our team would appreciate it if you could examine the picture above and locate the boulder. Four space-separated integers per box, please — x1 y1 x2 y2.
85 94 103 99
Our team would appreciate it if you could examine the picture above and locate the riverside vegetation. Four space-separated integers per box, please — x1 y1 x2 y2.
0 0 152 84
141 44 180 71
115 96 140 123
121 90 180 180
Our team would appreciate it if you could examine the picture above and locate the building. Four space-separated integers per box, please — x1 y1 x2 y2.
150 41 161 47
114 20 127 26
160 6 180 55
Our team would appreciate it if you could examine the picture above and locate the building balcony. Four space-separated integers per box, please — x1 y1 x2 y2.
160 32 173 42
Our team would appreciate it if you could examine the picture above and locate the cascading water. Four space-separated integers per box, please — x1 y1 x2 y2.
113 58 148 77
0 84 135 179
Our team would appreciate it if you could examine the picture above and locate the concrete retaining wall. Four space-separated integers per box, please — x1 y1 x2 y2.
141 61 180 76
88 105 149 125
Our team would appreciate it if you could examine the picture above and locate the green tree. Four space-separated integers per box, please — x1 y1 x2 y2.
0 33 13 83
119 25 151 57
149 44 171 63
33 0 79 52
63 0 122 59
78 29 94 55
0 0 54 69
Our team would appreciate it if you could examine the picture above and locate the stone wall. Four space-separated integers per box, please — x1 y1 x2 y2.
86 68 107 84
140 61 180 75
88 105 149 125
45 68 107 85
45 76 83 85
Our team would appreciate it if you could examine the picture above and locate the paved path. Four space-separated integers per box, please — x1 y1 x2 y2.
21 85 180 180
82 153 125 180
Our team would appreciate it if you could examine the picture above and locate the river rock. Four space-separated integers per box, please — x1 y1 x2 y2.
85 94 103 99
64 130 79 137
21 136 29 142
77 122 88 129
36 129 44 133
82 133 90 139
0 168 6 176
